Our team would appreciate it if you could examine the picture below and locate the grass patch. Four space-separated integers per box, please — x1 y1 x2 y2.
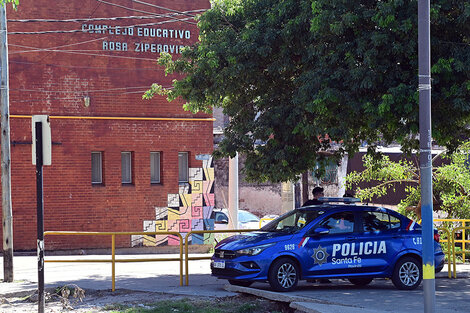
102 295 289 313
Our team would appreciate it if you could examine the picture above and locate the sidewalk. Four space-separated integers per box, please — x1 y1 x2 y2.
227 265 470 313
0 254 236 298
1 255 470 312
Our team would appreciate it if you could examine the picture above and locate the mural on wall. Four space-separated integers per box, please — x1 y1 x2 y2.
131 156 215 247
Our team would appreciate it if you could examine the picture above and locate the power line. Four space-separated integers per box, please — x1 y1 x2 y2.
36 1 103 64
130 0 200 18
9 92 145 103
6 10 206 23
10 60 160 71
96 0 197 25
9 48 159 61
9 37 108 54
8 41 187 61
8 17 196 35
10 85 166 93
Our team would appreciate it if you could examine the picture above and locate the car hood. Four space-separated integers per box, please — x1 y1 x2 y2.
215 231 293 251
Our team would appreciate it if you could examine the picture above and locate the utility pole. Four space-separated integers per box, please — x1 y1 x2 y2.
418 0 435 312
228 153 238 229
1 3 14 283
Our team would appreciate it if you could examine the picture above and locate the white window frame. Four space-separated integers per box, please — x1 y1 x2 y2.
178 152 189 182
91 152 103 184
150 152 161 183
121 151 132 184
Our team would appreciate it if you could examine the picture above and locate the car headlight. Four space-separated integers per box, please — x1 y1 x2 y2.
237 243 274 256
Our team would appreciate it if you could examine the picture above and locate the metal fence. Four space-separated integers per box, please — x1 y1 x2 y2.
44 219 470 290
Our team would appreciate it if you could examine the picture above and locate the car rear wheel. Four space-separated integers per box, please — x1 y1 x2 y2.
348 278 373 286
392 257 422 290
228 280 253 287
268 258 299 292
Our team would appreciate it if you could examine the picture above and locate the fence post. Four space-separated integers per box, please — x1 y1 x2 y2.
452 228 457 279
463 221 466 263
179 233 183 286
185 232 191 286
112 234 116 291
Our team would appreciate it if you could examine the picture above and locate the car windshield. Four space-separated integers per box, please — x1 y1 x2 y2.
239 210 260 223
261 209 323 233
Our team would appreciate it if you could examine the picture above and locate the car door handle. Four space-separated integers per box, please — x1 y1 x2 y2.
345 236 356 242
392 235 403 239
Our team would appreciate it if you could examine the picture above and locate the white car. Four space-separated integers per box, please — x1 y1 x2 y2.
211 209 260 230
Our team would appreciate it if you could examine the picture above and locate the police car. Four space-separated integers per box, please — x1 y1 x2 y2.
211 198 445 291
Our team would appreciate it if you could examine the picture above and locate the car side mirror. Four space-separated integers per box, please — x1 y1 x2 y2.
215 218 229 225
310 227 329 236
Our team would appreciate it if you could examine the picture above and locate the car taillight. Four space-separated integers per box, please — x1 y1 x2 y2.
434 233 440 243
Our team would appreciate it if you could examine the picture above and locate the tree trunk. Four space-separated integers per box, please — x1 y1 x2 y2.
302 172 309 204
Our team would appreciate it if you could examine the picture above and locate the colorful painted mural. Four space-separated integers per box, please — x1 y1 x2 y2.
131 156 215 247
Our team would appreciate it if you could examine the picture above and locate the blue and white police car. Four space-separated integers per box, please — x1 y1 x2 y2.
211 198 445 291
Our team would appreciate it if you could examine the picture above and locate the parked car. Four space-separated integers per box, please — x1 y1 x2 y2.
211 198 445 291
211 208 261 230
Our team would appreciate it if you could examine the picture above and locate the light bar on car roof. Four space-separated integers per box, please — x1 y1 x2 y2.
318 197 361 203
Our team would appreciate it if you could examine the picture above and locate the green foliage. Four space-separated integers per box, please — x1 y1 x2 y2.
146 0 470 183
346 142 470 219
1 0 19 9
346 154 419 201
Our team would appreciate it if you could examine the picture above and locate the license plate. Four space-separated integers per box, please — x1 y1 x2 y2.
213 261 225 269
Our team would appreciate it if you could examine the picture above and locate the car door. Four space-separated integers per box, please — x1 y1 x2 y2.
212 211 229 230
353 209 404 274
299 210 359 277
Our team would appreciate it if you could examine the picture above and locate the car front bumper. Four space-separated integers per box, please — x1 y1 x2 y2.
210 256 269 281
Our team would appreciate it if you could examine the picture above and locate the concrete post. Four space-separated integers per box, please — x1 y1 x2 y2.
1 4 13 283
418 0 435 311
228 153 238 229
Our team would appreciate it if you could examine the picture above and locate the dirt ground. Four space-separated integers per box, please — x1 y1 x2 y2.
0 288 293 313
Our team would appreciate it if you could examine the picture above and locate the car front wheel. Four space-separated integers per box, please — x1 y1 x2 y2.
268 258 299 292
392 257 422 290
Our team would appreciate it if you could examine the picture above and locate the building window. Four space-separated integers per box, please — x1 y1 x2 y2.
91 152 103 184
121 152 133 184
150 152 161 183
313 160 338 185
178 152 188 182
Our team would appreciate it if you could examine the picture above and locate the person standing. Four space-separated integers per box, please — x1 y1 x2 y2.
302 186 324 206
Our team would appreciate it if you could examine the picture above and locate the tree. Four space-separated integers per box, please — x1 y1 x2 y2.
145 0 470 183
345 142 470 220
1 0 18 8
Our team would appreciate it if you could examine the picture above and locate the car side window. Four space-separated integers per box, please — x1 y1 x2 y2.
362 211 401 232
214 212 228 223
318 212 354 234
389 214 401 229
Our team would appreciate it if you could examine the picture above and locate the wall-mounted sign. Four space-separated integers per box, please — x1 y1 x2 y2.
196 154 211 160
81 24 193 55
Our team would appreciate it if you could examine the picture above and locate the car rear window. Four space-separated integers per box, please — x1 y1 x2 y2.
362 211 401 232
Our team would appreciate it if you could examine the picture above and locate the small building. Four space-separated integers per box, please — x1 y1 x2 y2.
1 0 214 251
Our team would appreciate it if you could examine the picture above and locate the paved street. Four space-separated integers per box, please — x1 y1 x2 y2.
1 254 470 312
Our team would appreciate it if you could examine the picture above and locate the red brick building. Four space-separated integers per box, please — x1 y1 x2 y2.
1 0 213 251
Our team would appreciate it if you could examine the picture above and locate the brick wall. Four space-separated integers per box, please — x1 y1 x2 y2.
1 0 212 250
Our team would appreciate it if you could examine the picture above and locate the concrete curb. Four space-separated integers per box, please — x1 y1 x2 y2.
290 301 383 313
224 284 317 303
224 285 387 313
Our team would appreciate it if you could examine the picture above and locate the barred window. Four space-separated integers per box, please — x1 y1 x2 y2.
178 152 188 182
150 152 161 183
91 152 103 184
121 152 132 184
